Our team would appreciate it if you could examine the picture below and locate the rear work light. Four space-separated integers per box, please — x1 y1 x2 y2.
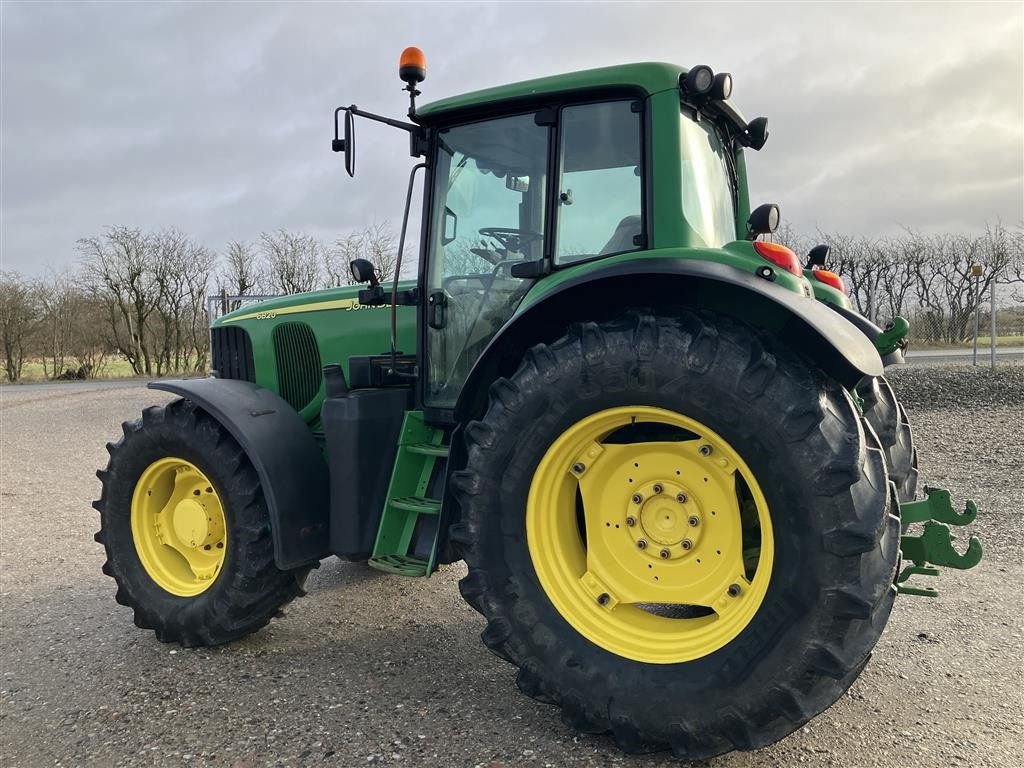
753 241 802 276
811 268 846 294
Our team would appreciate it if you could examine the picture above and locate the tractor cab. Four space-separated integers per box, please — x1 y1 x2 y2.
333 52 775 423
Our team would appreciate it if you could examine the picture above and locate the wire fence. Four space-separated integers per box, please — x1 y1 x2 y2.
205 292 283 325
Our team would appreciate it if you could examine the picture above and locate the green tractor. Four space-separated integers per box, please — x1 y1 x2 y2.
94 51 983 758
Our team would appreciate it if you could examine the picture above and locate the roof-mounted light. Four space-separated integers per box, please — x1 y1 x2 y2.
399 47 426 118
710 72 732 101
683 65 715 96
746 116 769 150
399 47 426 86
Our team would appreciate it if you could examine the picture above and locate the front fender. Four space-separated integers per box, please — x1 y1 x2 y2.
149 378 329 569
454 259 883 421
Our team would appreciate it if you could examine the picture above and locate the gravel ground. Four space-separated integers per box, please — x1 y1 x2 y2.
1 368 1022 768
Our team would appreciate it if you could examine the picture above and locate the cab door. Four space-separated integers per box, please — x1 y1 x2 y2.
422 112 551 410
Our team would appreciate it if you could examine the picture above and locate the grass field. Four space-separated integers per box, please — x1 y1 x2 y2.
4 357 206 384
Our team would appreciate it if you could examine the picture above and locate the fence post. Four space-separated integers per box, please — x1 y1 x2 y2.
990 279 997 369
971 265 983 366
972 276 979 365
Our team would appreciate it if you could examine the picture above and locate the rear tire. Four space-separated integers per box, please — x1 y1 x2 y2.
94 399 310 646
451 312 899 758
856 375 918 503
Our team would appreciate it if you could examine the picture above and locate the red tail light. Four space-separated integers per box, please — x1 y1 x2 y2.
753 241 801 276
811 268 846 294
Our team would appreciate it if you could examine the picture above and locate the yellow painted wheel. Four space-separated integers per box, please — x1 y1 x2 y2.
130 457 227 597
527 406 774 664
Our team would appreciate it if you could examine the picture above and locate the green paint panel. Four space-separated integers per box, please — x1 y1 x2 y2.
212 282 417 425
417 62 686 120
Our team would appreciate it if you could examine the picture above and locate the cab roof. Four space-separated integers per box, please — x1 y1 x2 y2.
416 62 686 121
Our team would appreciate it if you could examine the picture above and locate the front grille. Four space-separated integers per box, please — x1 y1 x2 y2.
272 321 322 411
210 326 255 382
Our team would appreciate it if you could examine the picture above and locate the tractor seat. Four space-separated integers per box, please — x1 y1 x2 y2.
599 215 642 255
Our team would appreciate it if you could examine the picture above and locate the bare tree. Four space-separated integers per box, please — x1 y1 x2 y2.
183 242 215 371
68 293 111 378
260 230 322 294
361 221 400 283
219 240 264 296
78 226 159 375
326 230 364 286
35 270 79 378
0 271 39 382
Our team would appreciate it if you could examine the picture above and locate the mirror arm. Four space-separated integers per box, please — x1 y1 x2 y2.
342 105 419 133
334 105 427 158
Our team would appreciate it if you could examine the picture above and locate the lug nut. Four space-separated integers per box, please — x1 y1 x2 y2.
688 515 700 527
727 583 742 597
659 548 671 559
625 515 637 527
636 539 648 550
597 593 610 606
572 462 585 474
676 492 688 503
681 538 693 551
698 444 713 457
631 493 643 505
652 483 664 494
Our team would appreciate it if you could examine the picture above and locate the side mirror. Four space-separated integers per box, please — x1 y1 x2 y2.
746 203 780 240
332 109 356 177
343 110 355 177
806 244 830 269
349 258 379 287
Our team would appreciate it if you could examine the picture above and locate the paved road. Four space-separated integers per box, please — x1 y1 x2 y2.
0 378 150 394
0 378 1021 767
905 346 1024 365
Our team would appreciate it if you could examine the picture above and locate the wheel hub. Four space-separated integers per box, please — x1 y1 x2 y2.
526 406 774 664
171 499 211 548
131 457 227 597
632 480 702 553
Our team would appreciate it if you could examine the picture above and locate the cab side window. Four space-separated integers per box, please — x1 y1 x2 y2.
555 101 643 264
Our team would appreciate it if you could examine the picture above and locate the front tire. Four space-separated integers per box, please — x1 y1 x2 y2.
451 312 899 758
94 399 310 646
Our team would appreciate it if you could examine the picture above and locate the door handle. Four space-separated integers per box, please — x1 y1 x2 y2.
427 291 447 329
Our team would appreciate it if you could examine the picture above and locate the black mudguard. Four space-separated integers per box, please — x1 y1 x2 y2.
827 302 906 367
149 378 329 569
455 258 884 421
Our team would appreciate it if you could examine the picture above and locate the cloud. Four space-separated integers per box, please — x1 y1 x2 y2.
1 1 1021 274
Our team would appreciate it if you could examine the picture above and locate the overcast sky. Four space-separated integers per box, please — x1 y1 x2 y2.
2 1 1021 275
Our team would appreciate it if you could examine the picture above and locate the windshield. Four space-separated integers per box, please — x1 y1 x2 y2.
679 113 737 247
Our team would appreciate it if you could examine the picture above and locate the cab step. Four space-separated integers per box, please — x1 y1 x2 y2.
368 411 447 577
407 443 449 458
389 495 441 515
367 554 429 577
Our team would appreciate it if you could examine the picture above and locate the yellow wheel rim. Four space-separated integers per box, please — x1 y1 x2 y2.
526 406 774 664
131 457 227 597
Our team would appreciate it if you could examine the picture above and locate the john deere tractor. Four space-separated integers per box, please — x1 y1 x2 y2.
94 51 983 758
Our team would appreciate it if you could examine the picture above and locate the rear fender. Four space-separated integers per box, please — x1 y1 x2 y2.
454 259 884 422
149 378 329 569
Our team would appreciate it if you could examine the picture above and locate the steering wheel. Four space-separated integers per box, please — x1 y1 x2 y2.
478 227 543 255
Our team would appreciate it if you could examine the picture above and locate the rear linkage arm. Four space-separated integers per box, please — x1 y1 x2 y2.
897 487 983 597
